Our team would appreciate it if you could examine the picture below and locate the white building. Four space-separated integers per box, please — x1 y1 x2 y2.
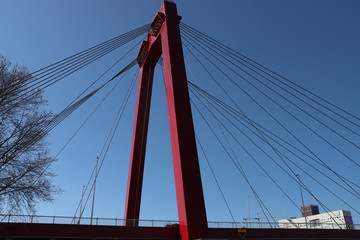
279 210 354 229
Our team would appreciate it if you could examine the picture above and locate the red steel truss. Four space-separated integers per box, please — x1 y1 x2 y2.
123 1 208 240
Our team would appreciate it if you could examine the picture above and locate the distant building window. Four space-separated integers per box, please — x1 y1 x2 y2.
309 219 320 228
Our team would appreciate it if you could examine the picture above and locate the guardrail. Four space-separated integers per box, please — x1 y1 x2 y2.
0 214 177 227
0 214 358 230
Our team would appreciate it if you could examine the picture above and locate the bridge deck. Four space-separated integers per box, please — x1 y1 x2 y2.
0 223 359 239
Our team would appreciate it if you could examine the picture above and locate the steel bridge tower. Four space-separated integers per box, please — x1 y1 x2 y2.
124 1 207 240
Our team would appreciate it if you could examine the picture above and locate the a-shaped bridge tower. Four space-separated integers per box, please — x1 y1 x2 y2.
124 1 207 240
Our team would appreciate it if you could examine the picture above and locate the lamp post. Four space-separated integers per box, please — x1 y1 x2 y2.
247 195 251 227
296 174 308 228
78 185 85 224
90 156 99 225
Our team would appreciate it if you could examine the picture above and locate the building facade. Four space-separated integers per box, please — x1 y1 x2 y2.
279 210 354 229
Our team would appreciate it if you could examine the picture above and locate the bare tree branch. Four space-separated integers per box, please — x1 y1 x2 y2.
0 56 59 214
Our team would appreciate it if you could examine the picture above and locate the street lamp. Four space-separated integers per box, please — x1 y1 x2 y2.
296 174 308 228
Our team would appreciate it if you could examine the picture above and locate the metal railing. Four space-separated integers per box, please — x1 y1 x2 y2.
0 214 358 230
0 214 179 227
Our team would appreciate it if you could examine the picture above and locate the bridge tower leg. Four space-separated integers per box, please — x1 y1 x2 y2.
124 1 208 240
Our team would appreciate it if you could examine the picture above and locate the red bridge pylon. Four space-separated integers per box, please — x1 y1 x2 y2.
124 1 208 240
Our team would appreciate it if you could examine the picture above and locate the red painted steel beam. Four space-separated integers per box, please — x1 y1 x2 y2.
124 1 208 240
124 36 162 226
123 62 155 227
207 227 360 239
0 223 179 239
1 223 359 239
159 2 208 240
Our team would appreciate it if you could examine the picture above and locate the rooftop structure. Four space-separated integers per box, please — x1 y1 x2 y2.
301 204 320 217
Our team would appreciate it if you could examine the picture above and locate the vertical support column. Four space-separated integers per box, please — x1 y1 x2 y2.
124 61 156 226
160 2 208 240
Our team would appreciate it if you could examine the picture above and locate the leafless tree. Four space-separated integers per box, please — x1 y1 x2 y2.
0 56 59 214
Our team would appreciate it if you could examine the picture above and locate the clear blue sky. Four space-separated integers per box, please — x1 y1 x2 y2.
1 0 359 225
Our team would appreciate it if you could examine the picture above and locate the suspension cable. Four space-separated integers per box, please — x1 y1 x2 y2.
190 86 353 227
1 24 149 113
190 84 360 212
75 69 138 221
1 61 137 220
190 82 360 194
190 97 277 227
182 33 359 169
181 23 360 125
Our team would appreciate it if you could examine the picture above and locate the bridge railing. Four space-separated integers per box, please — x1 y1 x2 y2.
0 214 179 227
210 221 358 230
0 214 358 230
